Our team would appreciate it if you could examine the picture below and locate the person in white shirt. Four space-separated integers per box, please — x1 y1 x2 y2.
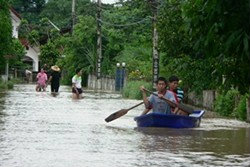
25 69 32 83
72 68 83 99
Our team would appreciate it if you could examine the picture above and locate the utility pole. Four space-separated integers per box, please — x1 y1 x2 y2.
96 0 102 79
150 0 159 87
5 60 9 82
72 0 76 31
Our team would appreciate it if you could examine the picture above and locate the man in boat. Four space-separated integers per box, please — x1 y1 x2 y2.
140 77 177 115
168 75 188 115
168 75 184 102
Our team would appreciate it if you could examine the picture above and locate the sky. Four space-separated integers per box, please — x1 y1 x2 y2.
93 0 119 4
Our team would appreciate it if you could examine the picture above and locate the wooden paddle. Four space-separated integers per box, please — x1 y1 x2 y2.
143 88 194 114
105 102 144 122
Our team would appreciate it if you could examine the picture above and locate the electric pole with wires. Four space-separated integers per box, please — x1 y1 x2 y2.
149 0 159 87
95 0 102 90
72 0 76 31
97 0 102 79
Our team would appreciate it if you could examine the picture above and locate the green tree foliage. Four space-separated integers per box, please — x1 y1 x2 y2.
158 0 250 94
115 45 152 81
8 39 26 68
40 0 95 28
40 41 60 68
0 1 25 72
0 0 13 71
100 0 152 75
10 0 249 98
53 16 97 85
182 0 250 94
123 80 152 99
158 0 192 59
10 0 46 23
214 89 247 121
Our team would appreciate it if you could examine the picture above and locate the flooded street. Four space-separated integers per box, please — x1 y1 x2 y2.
0 84 250 167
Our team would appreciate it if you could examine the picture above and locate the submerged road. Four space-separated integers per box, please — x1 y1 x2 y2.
0 84 250 167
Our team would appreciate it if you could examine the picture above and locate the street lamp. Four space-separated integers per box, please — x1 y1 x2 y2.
116 63 120 67
115 62 126 92
121 62 126 90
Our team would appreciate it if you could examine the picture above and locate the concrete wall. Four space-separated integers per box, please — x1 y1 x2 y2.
187 90 216 110
87 74 116 91
203 90 216 110
187 92 203 107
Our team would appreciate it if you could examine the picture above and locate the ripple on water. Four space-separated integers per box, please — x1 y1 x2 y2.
0 84 249 167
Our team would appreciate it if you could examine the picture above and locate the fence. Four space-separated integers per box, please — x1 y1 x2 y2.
87 74 116 92
0 69 38 83
187 90 216 110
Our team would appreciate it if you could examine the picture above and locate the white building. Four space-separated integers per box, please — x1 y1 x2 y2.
10 8 40 72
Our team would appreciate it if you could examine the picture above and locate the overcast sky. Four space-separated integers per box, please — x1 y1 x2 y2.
103 0 117 3
93 0 119 4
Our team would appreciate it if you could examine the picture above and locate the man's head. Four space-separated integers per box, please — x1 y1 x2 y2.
75 68 82 76
156 77 167 92
169 75 179 91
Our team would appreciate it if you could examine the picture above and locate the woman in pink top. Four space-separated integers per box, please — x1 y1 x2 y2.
36 69 48 92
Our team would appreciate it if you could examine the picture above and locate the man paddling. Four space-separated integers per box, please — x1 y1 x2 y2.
140 77 177 115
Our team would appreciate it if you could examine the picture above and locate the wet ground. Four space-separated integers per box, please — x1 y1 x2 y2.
0 84 249 167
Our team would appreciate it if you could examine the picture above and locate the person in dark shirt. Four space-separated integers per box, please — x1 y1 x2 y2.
49 65 61 94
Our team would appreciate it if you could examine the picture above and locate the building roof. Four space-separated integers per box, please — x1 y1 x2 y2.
10 7 21 19
19 38 29 48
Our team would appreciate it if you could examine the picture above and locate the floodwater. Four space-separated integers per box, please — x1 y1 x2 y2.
0 84 249 167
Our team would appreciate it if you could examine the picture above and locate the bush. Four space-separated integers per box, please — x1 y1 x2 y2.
233 94 248 121
7 81 14 89
0 81 7 90
0 79 17 91
122 80 152 100
214 89 248 121
214 89 239 116
10 78 22 84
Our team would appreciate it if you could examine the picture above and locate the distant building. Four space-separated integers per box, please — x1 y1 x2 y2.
10 8 40 72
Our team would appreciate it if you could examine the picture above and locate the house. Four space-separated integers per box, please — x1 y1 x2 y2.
10 8 40 72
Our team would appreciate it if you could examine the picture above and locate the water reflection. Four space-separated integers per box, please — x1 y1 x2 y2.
136 127 250 154
0 84 249 167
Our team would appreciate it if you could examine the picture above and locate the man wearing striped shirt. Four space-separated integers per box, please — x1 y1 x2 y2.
168 75 187 115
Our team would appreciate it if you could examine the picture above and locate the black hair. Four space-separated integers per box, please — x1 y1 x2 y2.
156 77 167 84
75 68 82 74
169 75 179 82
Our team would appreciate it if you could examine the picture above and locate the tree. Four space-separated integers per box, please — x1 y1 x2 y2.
157 0 250 94
40 0 95 28
10 0 46 23
0 0 13 72
40 41 60 68
182 0 250 94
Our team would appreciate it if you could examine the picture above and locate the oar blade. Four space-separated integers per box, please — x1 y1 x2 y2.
178 103 194 114
105 109 129 122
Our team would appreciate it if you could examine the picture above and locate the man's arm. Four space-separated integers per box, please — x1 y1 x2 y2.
141 108 150 116
48 76 52 83
140 86 150 108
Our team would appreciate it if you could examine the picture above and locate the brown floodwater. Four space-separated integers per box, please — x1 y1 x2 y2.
0 84 249 167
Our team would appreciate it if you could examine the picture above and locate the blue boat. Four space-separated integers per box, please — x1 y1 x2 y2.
134 110 206 128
